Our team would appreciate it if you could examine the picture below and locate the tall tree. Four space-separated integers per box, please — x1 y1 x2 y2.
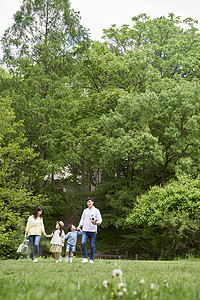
95 78 200 227
103 13 200 79
1 0 90 190
99 78 200 186
0 96 47 258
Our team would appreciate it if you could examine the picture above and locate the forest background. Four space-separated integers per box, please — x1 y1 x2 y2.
1 0 200 260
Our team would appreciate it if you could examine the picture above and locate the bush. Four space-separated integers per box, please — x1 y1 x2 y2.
126 176 200 259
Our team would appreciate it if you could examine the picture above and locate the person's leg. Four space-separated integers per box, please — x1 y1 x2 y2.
34 235 41 259
88 232 96 261
65 251 69 262
65 244 70 262
28 235 35 260
70 244 76 263
70 252 74 263
59 246 63 262
81 231 89 261
55 252 59 262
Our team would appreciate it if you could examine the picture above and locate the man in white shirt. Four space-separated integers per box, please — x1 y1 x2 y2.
77 197 102 264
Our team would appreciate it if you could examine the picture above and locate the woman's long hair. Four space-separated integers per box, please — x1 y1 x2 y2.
33 206 43 218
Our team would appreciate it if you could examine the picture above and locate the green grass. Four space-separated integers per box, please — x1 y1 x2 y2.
0 258 200 300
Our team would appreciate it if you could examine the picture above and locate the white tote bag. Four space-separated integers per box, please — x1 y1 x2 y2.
17 239 30 254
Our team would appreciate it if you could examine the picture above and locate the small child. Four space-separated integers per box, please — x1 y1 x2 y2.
62 224 82 263
46 221 65 263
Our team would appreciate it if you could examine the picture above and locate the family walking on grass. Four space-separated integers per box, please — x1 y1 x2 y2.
24 197 102 263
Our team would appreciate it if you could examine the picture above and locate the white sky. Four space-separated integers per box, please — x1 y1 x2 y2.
0 0 200 58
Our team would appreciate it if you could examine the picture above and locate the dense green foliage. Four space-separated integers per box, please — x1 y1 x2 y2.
126 176 200 259
1 1 200 259
0 259 200 300
0 97 48 258
1 0 89 192
97 79 200 230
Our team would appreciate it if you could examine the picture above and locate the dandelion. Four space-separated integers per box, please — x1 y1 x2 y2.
103 280 109 288
139 278 145 285
122 287 128 294
163 280 169 288
118 282 126 289
133 291 137 296
150 283 155 291
112 269 123 278
117 291 124 297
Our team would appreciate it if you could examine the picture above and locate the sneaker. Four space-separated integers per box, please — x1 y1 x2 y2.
33 258 38 263
55 260 59 263
89 260 94 264
81 258 88 263
70 258 73 263
59 256 62 262
65 256 69 262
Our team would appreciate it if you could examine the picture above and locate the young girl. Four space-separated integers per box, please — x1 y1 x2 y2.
62 224 82 263
46 221 65 263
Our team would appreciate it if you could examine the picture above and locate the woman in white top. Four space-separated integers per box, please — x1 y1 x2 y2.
46 221 65 263
25 206 47 262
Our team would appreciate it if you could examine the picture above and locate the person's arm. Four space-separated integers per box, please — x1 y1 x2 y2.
92 209 102 225
41 218 47 237
77 210 85 230
97 209 102 225
62 233 69 241
24 216 31 238
46 233 53 238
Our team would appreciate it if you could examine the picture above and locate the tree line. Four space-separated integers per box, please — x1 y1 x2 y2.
0 0 200 259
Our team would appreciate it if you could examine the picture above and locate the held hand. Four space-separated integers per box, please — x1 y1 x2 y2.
92 221 99 225
24 232 27 239
45 233 53 238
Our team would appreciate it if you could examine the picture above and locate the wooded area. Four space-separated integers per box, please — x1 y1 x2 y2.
1 0 200 259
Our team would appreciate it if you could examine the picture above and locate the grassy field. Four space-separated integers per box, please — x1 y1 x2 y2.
0 258 200 300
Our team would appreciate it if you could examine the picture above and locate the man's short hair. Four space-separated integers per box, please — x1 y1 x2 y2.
86 197 94 202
